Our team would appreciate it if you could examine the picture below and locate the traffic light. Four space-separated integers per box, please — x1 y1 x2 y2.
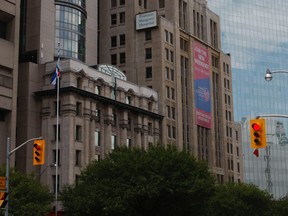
250 119 266 148
33 139 45 165
0 191 8 209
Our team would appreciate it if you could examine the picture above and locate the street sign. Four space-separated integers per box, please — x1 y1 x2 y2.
0 177 5 190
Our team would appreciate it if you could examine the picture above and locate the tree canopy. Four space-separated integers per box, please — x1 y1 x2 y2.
208 182 273 216
61 146 216 216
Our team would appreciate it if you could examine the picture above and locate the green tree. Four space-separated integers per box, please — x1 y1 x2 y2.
270 195 288 216
208 182 273 216
61 146 215 216
0 167 54 216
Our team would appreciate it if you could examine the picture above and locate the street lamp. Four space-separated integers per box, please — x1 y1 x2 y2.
265 68 288 81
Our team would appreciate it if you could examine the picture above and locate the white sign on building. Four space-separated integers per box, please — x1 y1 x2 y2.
136 11 157 30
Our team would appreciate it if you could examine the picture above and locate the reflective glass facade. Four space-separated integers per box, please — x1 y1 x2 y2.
208 1 288 198
55 3 86 61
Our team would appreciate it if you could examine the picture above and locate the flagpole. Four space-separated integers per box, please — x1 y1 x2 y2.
55 42 60 216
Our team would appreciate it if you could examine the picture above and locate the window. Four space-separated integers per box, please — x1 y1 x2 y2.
111 135 117 149
148 101 153 111
119 34 125 45
171 88 175 100
165 30 169 42
53 124 60 141
95 131 101 146
111 36 117 47
166 86 170 98
76 125 82 141
75 150 81 166
165 67 169 79
55 4 86 61
148 122 153 135
126 95 131 104
171 107 175 119
95 85 101 95
210 19 218 48
159 0 165 8
120 52 126 64
169 32 173 44
170 50 174 62
126 138 131 148
119 12 125 24
180 38 188 52
112 113 117 126
95 109 101 121
167 105 171 118
0 21 7 40
167 125 171 138
146 67 152 79
145 48 152 59
77 78 82 88
236 147 239 156
145 30 152 41
111 0 117 7
165 48 169 60
179 0 187 29
119 0 125 6
53 149 61 165
76 102 82 116
111 14 117 25
171 69 174 81
111 54 117 65
172 126 176 139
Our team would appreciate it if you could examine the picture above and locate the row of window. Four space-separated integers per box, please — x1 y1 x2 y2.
137 0 165 9
111 0 125 8
111 34 126 47
193 10 204 40
164 30 174 45
111 12 125 26
227 158 241 173
111 0 164 9
166 86 175 100
227 143 240 156
165 48 174 63
180 38 188 52
52 149 82 167
225 110 232 121
166 105 176 120
167 125 176 139
224 78 230 90
223 62 230 74
165 67 175 81
225 94 231 106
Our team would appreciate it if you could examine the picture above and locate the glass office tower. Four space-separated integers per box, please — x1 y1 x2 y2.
208 1 288 198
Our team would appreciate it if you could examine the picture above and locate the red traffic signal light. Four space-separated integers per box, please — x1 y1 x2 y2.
33 139 45 165
250 119 266 149
0 191 8 209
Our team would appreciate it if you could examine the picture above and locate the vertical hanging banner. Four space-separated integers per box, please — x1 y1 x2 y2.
193 42 212 129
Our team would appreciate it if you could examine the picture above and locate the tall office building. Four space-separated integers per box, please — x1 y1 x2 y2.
208 1 288 198
0 0 20 165
99 0 243 183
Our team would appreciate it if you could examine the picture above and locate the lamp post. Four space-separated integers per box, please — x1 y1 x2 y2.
265 68 288 81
